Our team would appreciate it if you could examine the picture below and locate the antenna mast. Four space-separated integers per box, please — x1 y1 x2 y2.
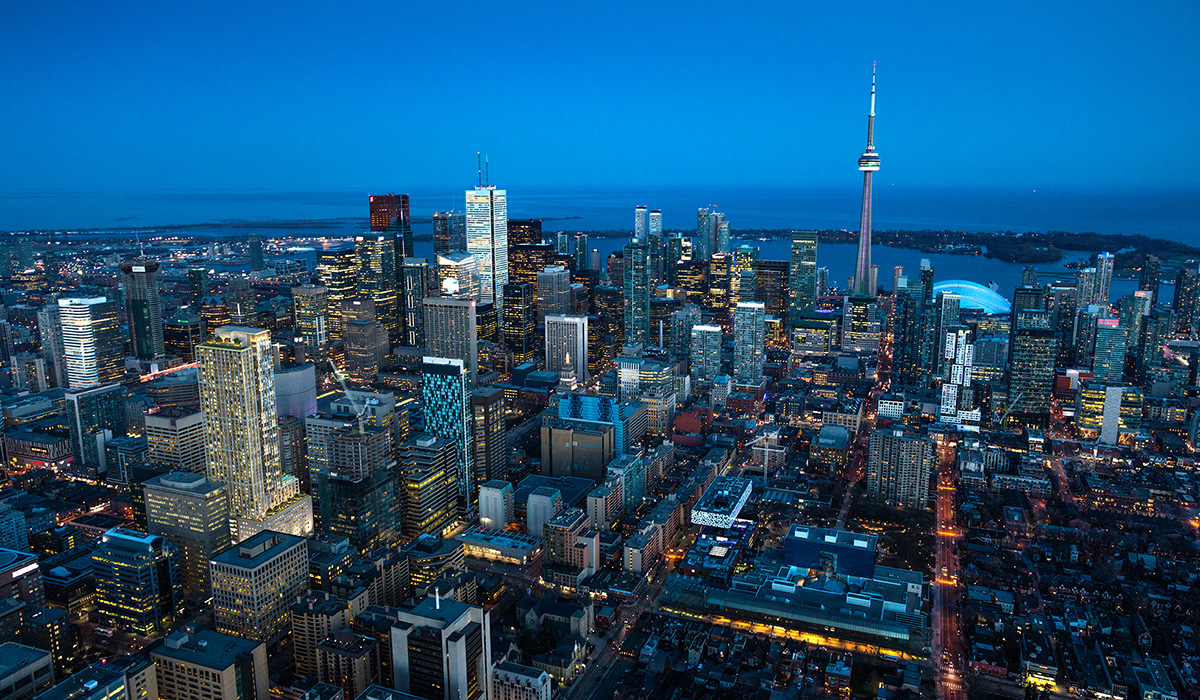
476 152 482 187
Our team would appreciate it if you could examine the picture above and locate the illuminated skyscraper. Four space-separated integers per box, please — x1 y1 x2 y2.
198 327 313 541
187 267 209 307
226 277 256 326
502 282 537 363
370 193 413 258
210 530 308 644
623 239 650 345
867 428 932 509
470 387 506 487
466 186 508 309
852 66 881 297
507 218 542 247
142 471 230 597
715 212 730 255
291 284 329 349
58 296 123 390
424 298 477 385
436 251 481 300
343 298 387 384
398 435 457 541
648 209 662 236
695 208 716 261
536 265 571 322
545 315 588 381
1008 320 1057 427
732 302 765 382
422 357 473 515
1139 254 1162 296
164 315 203 363
93 528 181 634
355 232 398 342
316 247 357 342
1173 265 1200 336
789 231 818 324
433 211 467 254
634 206 647 241
400 257 429 348
120 259 164 360
1092 318 1127 382
1095 252 1115 307
690 324 722 383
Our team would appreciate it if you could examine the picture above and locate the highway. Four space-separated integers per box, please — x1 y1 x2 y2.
932 441 965 700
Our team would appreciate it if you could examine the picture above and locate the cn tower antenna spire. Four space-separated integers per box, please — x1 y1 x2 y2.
853 63 882 297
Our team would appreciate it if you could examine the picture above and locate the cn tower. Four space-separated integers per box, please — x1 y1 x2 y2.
853 64 880 297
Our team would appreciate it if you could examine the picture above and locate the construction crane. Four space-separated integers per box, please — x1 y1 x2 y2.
746 430 785 486
327 358 367 427
998 392 1025 428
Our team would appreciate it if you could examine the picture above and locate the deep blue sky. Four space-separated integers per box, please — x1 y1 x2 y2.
2 2 1197 194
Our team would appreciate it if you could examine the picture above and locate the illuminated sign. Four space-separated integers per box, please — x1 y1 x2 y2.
11 562 38 578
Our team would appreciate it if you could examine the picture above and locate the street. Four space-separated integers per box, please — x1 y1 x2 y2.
933 442 965 700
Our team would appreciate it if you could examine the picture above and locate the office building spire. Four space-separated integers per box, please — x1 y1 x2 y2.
853 64 881 297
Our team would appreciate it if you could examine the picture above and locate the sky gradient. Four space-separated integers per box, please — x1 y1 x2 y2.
2 2 1197 195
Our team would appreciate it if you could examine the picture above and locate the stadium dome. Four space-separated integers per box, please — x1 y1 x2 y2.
931 280 1011 314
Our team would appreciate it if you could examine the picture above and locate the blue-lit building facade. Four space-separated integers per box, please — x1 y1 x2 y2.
422 357 473 515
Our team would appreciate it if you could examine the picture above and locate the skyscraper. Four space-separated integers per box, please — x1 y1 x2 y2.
789 231 818 324
545 315 588 381
398 435 458 541
623 238 650 345
422 357 473 515
187 267 209 307
1139 254 1162 296
470 387 506 488
634 206 647 241
573 233 589 270
690 324 722 383
316 247 357 343
142 472 230 597
695 208 716 261
1092 318 1127 382
423 298 478 386
648 209 662 236
852 66 881 297
198 327 312 541
466 186 508 309
145 406 207 474
1095 252 1115 307
370 193 413 258
507 218 542 247
120 259 164 360
867 428 932 509
1008 323 1057 427
58 297 123 390
343 298 388 384
400 257 429 348
247 234 265 271
536 265 571 322
209 530 308 644
436 251 481 300
1173 266 1200 336
355 232 398 342
433 211 467 254
226 277 256 326
502 282 537 363
93 528 181 634
292 284 329 349
733 302 766 382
